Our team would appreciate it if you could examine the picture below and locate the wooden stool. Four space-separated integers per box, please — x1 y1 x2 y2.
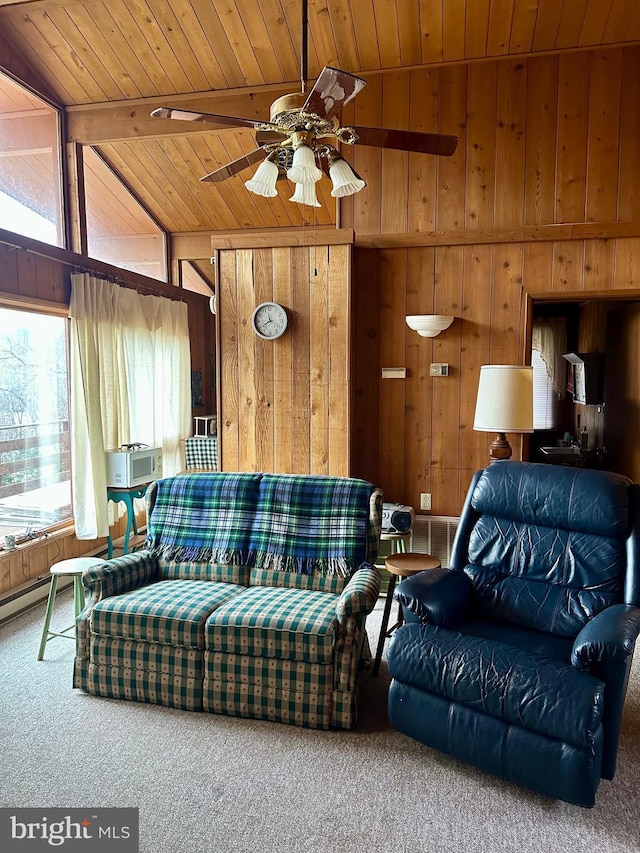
37 557 106 660
373 551 441 676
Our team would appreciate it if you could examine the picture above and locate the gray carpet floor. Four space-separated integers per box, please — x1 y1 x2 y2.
1 590 639 853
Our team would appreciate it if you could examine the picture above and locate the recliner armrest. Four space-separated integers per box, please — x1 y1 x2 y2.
393 568 472 627
335 564 381 624
571 604 640 671
81 549 159 605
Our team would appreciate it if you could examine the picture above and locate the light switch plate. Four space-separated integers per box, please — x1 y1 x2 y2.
430 363 449 377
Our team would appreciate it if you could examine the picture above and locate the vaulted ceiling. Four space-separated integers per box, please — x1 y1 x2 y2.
2 0 640 236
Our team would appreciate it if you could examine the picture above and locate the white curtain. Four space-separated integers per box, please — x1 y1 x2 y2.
532 317 567 397
69 273 191 539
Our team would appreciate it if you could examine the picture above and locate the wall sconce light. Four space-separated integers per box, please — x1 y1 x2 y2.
473 365 534 462
405 315 455 337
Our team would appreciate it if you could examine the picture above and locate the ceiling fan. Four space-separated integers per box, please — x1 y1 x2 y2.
150 0 458 207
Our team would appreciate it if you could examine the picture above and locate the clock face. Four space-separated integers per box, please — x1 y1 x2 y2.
251 302 288 340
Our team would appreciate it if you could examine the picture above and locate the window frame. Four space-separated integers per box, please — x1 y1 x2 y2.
0 299 73 544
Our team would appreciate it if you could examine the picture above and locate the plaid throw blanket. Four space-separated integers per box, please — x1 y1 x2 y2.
146 472 373 576
248 474 371 577
146 473 262 563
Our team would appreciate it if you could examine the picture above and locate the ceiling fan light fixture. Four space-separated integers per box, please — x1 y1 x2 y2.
244 156 279 198
328 155 366 197
287 135 323 184
290 181 322 208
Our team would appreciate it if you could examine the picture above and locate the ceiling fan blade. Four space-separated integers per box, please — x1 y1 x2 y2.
151 107 280 132
351 126 458 156
302 66 366 121
200 148 268 183
255 129 289 145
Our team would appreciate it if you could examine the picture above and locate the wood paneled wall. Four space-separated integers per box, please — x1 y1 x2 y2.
343 44 640 516
352 236 640 517
216 241 351 476
0 235 214 597
342 47 640 236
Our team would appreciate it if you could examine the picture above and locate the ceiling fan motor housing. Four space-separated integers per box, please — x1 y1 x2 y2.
270 92 307 122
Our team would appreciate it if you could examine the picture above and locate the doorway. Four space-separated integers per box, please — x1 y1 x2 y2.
529 294 640 482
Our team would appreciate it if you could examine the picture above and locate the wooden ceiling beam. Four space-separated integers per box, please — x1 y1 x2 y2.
65 82 300 145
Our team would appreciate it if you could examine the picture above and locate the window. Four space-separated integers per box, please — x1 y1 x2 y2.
0 71 64 246
531 317 567 430
0 307 71 540
83 146 167 281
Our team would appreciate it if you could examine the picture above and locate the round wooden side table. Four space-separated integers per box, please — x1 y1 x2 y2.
373 551 441 676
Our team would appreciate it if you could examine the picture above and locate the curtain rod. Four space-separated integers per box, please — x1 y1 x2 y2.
0 235 189 304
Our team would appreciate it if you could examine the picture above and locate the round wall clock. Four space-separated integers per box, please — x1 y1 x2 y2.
251 302 288 340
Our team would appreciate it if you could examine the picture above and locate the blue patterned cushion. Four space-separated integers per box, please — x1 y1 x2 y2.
91 580 246 649
205 585 338 663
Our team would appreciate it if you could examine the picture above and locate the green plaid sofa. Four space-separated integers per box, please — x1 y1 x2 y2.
74 472 383 729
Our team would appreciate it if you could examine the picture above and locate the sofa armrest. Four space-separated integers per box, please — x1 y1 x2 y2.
81 549 159 605
571 604 640 671
335 564 381 624
393 568 472 628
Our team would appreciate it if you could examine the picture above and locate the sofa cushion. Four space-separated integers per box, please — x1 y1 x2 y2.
159 559 251 585
205 585 339 663
91 580 246 649
249 566 346 594
387 622 604 749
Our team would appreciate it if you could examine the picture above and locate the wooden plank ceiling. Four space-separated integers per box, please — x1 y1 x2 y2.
1 0 640 235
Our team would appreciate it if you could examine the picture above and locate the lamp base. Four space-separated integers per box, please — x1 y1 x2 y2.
489 432 512 462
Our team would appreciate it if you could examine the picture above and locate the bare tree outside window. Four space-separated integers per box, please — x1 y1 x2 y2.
0 308 71 541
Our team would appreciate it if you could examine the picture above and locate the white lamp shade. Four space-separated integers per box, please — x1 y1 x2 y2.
244 158 279 197
405 315 455 337
286 144 322 184
329 157 366 197
473 365 534 433
289 181 322 207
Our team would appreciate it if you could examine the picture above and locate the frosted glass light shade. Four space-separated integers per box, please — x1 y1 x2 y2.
329 157 366 197
474 365 534 433
244 158 279 197
289 181 322 208
405 315 455 337
287 144 322 184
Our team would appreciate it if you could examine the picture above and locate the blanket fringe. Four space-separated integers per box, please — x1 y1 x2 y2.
151 544 247 565
251 551 354 577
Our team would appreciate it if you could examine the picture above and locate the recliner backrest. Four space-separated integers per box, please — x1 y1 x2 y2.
456 462 634 637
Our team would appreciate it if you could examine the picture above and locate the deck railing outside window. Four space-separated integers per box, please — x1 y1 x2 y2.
0 419 71 540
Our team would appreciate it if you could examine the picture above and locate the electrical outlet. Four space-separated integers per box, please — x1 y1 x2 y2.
420 493 432 511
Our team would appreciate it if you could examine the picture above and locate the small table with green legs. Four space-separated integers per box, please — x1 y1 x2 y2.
37 556 107 660
106 483 151 558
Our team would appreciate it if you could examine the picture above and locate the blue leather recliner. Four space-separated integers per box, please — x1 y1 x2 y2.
386 461 640 807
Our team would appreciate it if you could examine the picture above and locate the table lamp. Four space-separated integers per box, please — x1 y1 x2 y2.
473 365 534 462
